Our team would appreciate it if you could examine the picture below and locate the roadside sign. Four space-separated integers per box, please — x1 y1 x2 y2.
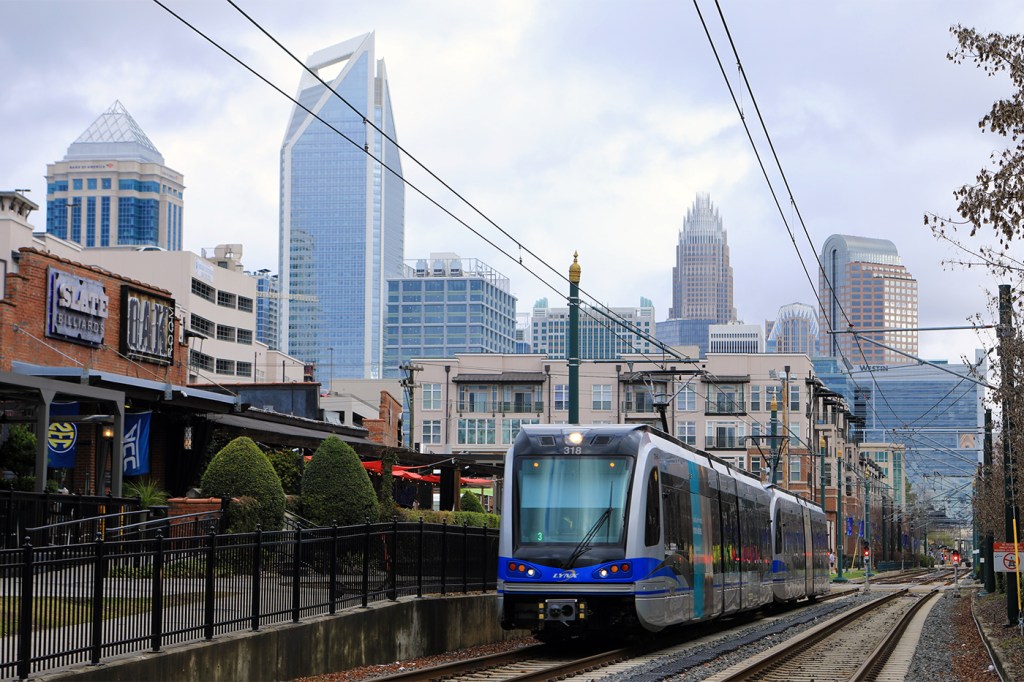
994 542 1022 573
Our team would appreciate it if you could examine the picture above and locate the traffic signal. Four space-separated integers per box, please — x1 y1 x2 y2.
952 550 960 564
863 547 869 558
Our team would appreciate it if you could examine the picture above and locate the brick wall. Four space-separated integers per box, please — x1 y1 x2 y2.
0 247 187 382
363 390 402 447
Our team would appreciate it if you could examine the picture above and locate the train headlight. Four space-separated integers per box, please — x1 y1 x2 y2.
593 562 632 579
506 561 542 579
567 431 584 446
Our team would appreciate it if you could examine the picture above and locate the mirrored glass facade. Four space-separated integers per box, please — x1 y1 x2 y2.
279 34 404 380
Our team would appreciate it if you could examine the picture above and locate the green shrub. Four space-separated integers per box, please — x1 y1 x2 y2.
124 477 169 508
301 436 378 527
0 424 37 477
200 436 285 531
225 496 263 533
460 490 485 513
268 449 303 495
394 506 499 529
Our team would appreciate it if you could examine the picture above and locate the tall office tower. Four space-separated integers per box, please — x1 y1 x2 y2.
766 302 819 355
45 101 184 250
383 253 517 378
531 297 656 359
279 33 404 380
249 269 280 351
818 235 918 366
670 194 736 322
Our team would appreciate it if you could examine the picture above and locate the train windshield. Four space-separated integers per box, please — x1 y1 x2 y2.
515 456 633 546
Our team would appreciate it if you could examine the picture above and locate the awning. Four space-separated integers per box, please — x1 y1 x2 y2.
453 372 547 384
206 413 376 447
360 460 493 486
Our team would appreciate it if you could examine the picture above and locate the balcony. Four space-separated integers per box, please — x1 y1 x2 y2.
705 398 746 416
706 435 744 449
458 400 544 414
623 400 657 414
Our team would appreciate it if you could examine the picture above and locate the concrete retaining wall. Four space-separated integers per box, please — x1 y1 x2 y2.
36 594 529 682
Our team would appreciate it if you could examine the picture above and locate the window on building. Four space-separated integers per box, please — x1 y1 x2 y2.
216 358 235 375
750 457 761 475
236 362 252 378
190 314 213 338
503 418 539 443
676 383 696 411
191 278 215 302
423 383 442 410
422 420 442 445
216 325 236 342
750 385 761 412
592 384 612 411
675 420 696 446
236 329 253 345
457 418 495 445
554 384 568 411
237 296 254 313
190 350 213 372
873 451 889 463
217 291 237 308
789 456 802 482
789 384 800 412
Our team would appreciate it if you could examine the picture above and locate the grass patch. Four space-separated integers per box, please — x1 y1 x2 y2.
0 592 220 636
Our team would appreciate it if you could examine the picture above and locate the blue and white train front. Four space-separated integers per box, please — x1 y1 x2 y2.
498 425 647 637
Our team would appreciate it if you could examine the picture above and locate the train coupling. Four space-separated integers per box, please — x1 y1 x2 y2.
539 599 587 623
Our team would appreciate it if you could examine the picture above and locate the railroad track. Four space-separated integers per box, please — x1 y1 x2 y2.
703 588 943 681
366 642 640 681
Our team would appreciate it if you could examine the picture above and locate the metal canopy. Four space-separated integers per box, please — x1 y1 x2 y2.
0 370 125 495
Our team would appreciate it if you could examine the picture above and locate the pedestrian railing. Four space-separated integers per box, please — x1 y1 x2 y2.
0 518 497 680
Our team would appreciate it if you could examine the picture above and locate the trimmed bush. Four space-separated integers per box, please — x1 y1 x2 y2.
301 436 378 527
0 424 37 477
268 449 303 495
200 436 285 531
460 490 485 513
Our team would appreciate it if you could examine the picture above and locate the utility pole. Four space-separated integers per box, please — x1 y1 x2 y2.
835 448 847 582
568 253 580 425
769 392 780 485
999 284 1020 625
400 363 423 451
984 408 996 594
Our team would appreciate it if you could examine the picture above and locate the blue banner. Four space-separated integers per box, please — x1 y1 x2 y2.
846 516 853 536
858 519 865 537
47 402 78 468
123 412 151 476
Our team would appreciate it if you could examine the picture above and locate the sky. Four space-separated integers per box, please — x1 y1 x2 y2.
3 0 1023 368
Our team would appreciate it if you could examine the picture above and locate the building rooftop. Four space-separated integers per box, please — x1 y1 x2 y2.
64 100 165 164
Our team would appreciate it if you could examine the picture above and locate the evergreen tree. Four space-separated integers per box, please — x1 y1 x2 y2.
301 436 378 527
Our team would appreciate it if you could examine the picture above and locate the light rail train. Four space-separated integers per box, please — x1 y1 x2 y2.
497 424 828 639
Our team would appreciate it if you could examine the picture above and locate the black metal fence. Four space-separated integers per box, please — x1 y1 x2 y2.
1 490 144 549
0 518 498 680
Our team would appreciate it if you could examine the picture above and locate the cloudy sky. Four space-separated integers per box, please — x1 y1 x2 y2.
4 0 1022 366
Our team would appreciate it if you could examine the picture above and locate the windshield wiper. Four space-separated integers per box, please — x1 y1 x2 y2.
565 507 612 568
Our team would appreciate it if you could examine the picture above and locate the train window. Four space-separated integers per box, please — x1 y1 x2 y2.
644 469 660 546
514 456 633 546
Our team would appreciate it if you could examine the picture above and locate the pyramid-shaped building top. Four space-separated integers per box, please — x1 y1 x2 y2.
64 100 164 164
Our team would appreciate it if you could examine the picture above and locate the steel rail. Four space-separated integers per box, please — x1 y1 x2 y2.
850 590 941 681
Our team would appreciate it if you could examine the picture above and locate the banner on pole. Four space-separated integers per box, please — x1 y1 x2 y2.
47 402 78 468
122 412 151 476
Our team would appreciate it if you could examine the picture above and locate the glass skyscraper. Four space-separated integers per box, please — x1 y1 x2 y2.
279 33 404 380
249 269 280 351
45 101 184 250
818 235 918 366
766 302 819 355
815 352 985 520
532 297 656 359
383 254 516 378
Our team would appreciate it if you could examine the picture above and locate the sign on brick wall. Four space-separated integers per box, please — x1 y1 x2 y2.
46 267 108 347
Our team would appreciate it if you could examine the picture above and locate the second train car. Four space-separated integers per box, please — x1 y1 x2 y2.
497 424 829 639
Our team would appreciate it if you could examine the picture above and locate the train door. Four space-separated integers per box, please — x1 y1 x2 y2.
803 507 813 596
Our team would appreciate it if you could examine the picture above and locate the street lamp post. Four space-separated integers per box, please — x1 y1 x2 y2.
835 449 847 582
328 346 334 394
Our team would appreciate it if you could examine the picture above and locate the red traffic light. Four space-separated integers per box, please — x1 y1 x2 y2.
952 551 960 564
863 548 870 557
